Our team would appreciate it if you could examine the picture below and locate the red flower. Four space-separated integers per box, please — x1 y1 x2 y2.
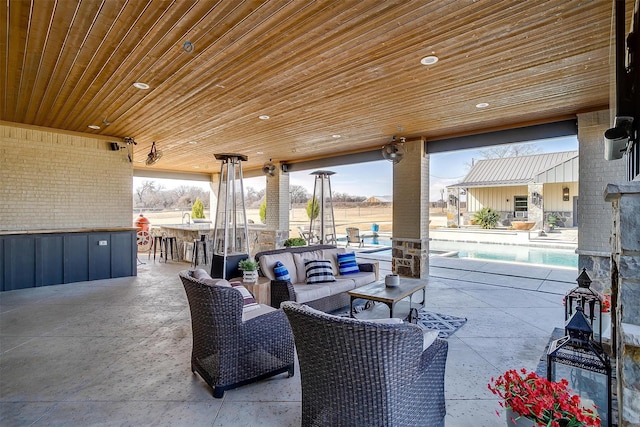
488 368 601 427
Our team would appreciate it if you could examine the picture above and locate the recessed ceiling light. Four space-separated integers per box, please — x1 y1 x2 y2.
420 55 439 65
258 115 270 120
88 125 100 130
193 165 200 169
256 151 264 154
133 82 150 90
332 134 341 139
476 102 490 108
188 141 197 145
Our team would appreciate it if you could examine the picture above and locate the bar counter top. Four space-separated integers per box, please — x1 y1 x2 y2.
0 227 138 236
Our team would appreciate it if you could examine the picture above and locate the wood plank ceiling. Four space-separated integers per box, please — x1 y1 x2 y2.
0 0 616 174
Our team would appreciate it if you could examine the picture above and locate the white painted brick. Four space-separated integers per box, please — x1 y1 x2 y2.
0 124 132 230
577 111 626 252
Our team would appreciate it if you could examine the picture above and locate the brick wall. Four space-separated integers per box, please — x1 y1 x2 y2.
0 123 132 230
393 139 429 239
577 111 626 252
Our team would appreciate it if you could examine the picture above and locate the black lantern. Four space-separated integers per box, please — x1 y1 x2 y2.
547 307 612 426
565 268 604 344
563 186 570 201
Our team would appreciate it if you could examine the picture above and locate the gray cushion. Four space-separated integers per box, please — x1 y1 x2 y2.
292 284 332 304
258 252 295 281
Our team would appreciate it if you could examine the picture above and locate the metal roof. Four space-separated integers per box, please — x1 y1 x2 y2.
449 151 578 188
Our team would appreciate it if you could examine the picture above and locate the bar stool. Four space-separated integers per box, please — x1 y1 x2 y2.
150 235 165 261
192 234 208 268
164 236 178 262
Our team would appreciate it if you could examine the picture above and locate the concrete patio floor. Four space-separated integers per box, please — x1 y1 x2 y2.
0 254 578 426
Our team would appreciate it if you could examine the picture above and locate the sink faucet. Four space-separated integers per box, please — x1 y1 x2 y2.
182 213 191 224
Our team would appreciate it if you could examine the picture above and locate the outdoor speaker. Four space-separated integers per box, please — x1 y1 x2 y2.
110 142 121 151
603 116 633 160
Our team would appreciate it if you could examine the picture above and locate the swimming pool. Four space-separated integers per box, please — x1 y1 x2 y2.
364 240 578 268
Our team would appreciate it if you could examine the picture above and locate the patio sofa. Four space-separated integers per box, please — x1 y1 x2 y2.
255 245 379 312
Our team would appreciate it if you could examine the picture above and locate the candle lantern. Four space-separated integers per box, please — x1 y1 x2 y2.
565 268 603 343
547 307 612 427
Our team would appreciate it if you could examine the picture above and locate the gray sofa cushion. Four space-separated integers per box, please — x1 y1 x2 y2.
292 284 332 304
258 252 296 281
345 271 377 287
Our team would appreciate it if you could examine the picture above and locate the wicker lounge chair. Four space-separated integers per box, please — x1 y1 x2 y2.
282 302 448 427
179 270 295 398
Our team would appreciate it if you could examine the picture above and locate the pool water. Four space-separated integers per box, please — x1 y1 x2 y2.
363 240 578 268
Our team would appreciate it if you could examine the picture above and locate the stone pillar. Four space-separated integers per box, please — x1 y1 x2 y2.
528 183 543 229
392 138 429 278
446 188 459 227
261 163 290 251
604 181 640 427
577 110 626 293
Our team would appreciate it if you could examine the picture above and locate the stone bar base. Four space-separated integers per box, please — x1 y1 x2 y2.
577 252 612 294
391 238 428 279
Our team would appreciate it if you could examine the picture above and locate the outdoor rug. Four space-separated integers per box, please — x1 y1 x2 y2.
331 303 467 339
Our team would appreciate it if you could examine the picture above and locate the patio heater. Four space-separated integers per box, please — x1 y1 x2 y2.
547 306 612 427
308 170 336 245
211 153 250 279
565 269 604 344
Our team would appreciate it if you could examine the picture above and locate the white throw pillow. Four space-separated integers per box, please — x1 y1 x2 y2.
422 329 440 350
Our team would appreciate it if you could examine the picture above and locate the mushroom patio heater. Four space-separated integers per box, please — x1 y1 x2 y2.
547 307 612 427
308 170 337 245
211 153 250 279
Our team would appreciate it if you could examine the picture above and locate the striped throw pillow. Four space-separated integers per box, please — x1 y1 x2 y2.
273 261 291 281
304 259 336 284
337 252 360 275
230 281 260 312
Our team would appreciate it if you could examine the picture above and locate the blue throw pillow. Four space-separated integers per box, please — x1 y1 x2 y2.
273 261 290 281
304 259 336 284
337 252 360 275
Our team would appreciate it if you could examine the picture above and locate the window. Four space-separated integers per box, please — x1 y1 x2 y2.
514 196 528 214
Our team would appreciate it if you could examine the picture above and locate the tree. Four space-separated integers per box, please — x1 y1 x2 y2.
477 143 542 159
306 197 320 220
135 180 157 204
290 185 309 204
259 198 267 223
465 143 543 170
191 197 205 219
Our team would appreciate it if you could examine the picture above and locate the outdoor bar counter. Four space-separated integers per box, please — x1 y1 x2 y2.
0 228 138 291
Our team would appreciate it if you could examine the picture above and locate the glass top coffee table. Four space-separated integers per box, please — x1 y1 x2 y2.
348 278 426 323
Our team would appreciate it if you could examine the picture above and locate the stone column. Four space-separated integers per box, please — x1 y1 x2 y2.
604 181 640 427
446 188 459 227
391 138 429 278
528 183 543 229
577 110 626 293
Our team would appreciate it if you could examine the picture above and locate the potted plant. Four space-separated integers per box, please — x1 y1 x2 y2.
488 368 600 427
283 237 306 247
545 214 558 233
238 258 259 283
473 207 500 229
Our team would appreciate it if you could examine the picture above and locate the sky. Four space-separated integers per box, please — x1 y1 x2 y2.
133 136 578 202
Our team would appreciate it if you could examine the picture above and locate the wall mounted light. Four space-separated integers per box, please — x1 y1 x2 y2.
563 187 570 201
531 192 542 206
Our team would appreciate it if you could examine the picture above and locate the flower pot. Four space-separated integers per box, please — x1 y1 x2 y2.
242 270 258 283
505 408 537 427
